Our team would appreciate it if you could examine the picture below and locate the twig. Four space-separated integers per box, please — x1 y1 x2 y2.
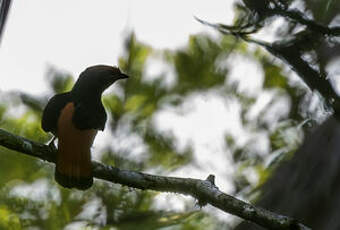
269 8 340 36
196 17 339 106
0 0 11 44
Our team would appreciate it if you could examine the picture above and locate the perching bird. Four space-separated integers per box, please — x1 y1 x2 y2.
41 65 128 190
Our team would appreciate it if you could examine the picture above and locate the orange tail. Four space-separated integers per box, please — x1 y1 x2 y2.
56 103 97 190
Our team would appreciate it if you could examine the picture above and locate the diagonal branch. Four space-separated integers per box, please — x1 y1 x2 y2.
196 17 339 107
0 0 11 44
0 128 310 230
268 8 340 36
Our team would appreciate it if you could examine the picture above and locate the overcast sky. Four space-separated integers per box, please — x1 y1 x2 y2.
0 0 233 95
0 0 241 197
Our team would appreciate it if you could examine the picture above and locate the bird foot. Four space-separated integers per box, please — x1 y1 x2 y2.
48 136 57 152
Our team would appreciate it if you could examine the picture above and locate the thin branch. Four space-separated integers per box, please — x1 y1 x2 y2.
242 36 339 102
0 128 310 230
0 0 11 44
196 17 339 107
269 8 340 36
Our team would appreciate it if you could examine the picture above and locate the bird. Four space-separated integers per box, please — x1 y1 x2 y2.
41 65 128 190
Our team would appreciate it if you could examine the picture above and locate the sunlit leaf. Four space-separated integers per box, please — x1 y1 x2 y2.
263 63 288 89
0 205 21 230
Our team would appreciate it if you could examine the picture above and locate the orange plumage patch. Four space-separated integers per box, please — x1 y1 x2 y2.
56 102 97 190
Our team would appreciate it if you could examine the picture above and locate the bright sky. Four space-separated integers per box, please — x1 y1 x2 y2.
1 0 242 222
2 1 339 227
0 0 234 95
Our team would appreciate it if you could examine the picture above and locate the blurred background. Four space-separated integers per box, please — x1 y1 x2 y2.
0 0 339 229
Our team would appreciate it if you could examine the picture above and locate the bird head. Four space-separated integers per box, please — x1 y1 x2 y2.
72 65 128 98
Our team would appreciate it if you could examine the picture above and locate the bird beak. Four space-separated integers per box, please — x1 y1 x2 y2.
119 73 129 79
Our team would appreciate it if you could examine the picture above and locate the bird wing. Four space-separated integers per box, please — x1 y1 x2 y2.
72 102 107 131
41 92 72 133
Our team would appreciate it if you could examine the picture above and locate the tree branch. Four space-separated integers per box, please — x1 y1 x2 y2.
0 0 11 44
196 17 339 107
269 8 340 36
0 128 310 230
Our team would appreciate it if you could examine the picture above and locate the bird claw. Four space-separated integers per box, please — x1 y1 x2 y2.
48 136 57 152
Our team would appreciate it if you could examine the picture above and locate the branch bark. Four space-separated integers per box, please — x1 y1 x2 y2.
0 128 310 230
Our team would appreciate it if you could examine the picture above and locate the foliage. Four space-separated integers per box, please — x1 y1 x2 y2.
0 27 310 229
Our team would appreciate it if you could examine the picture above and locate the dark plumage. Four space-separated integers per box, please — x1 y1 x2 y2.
42 65 128 190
